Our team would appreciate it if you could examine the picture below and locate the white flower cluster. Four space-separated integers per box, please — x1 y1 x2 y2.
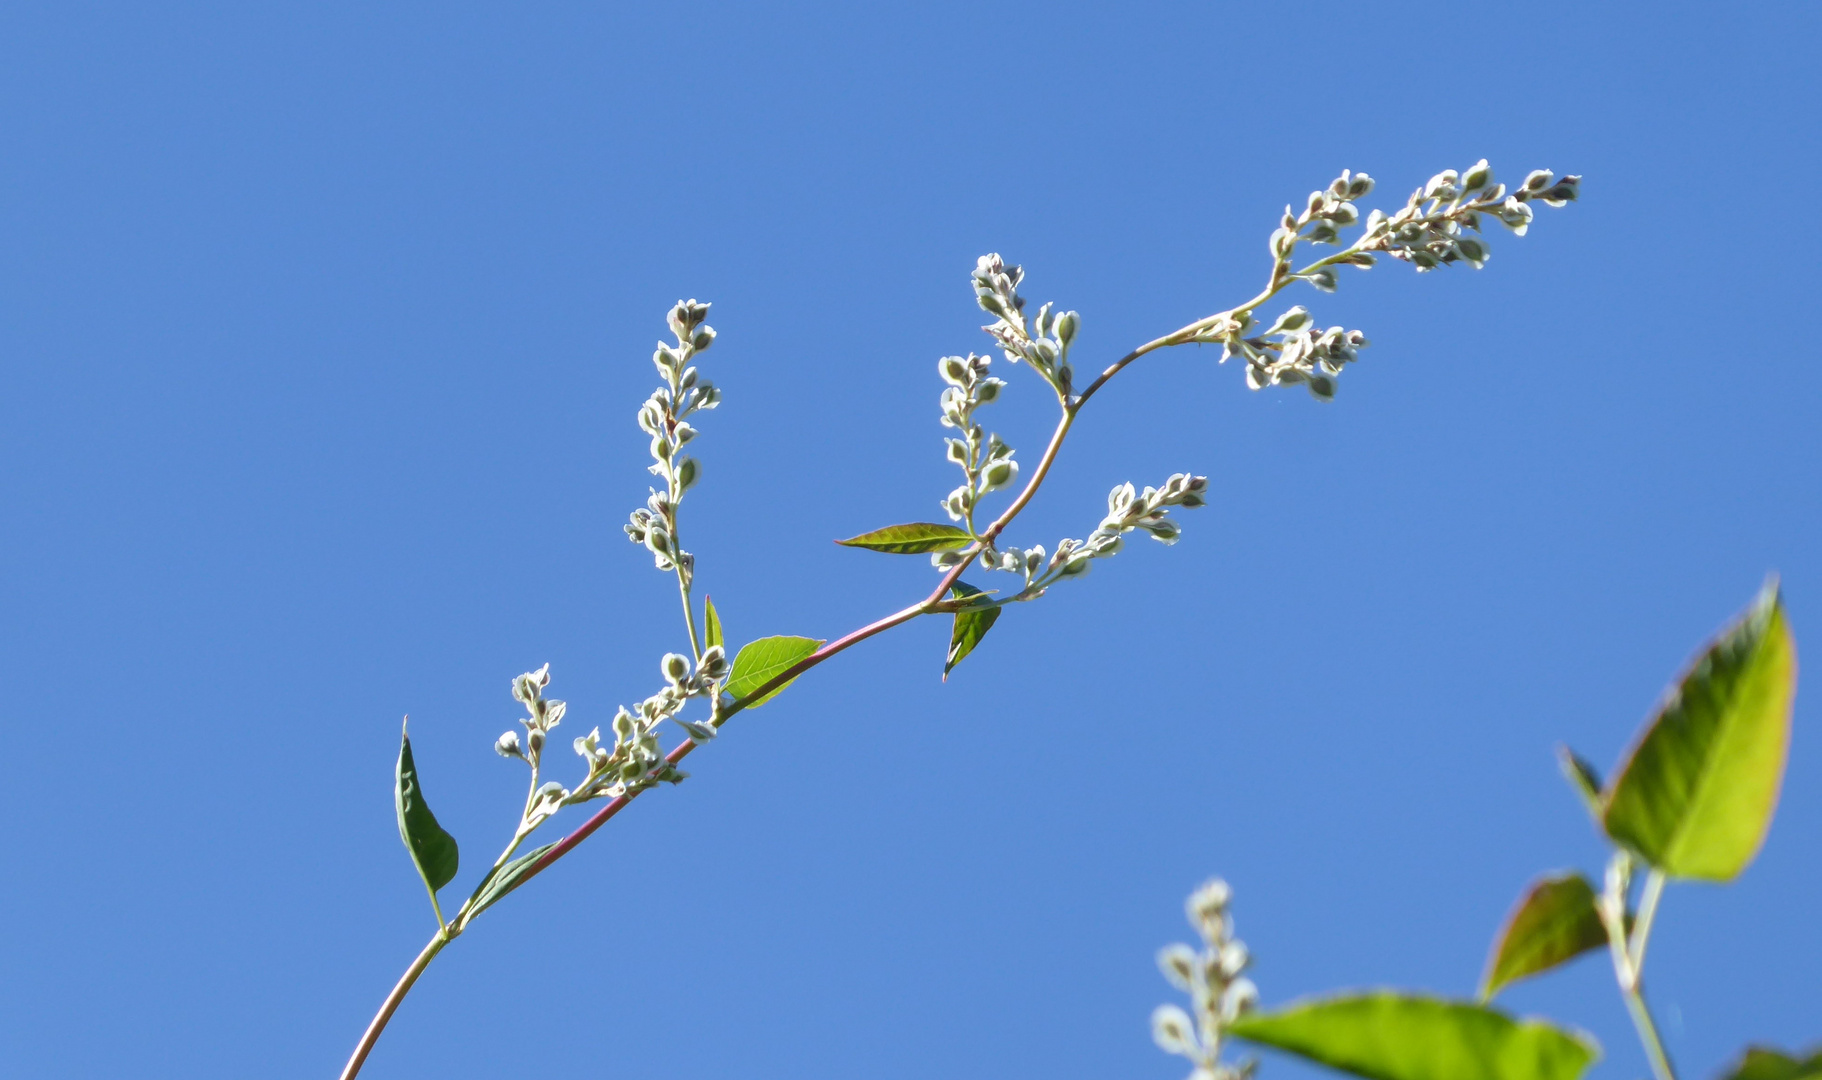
1368 160 1578 271
973 253 1081 397
494 651 729 821
1152 878 1260 1080
936 353 1016 528
1207 160 1577 400
940 473 1209 592
624 300 720 587
1217 308 1370 400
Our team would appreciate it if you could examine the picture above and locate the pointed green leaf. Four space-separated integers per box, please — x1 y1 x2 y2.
1717 1046 1822 1080
1480 873 1608 1000
396 722 460 894
1602 581 1798 880
727 635 824 708
836 522 974 554
944 581 1001 679
1228 993 1598 1080
1557 746 1605 822
704 595 723 650
464 842 557 921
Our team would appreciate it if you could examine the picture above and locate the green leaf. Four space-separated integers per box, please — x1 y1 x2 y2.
1480 873 1608 1000
464 842 557 921
836 522 974 554
1717 1046 1822 1080
704 595 723 650
396 721 460 894
727 635 824 708
1228 993 1598 1080
1602 581 1797 880
1557 746 1605 822
944 581 1001 680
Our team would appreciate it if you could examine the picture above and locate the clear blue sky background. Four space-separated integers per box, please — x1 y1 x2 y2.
2 3 1817 1078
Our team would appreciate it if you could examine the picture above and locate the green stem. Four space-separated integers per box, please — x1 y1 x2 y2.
1599 858 1677 1080
338 930 448 1080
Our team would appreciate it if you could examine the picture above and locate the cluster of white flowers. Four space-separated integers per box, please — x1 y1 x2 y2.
494 651 730 822
1207 160 1578 400
973 253 1081 397
936 353 1016 528
1153 878 1260 1080
938 473 1209 595
1216 308 1369 399
623 299 720 588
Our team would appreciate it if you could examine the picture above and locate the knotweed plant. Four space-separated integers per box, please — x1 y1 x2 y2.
342 161 1583 1079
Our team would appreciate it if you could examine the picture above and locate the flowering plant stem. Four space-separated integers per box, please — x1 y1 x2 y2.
339 160 1579 1078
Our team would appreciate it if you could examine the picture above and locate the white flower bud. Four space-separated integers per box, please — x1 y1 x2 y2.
1221 977 1259 1021
1265 307 1311 335
1151 1005 1200 1057
1054 310 1079 346
1157 944 1199 992
1522 168 1554 193
1461 159 1493 192
661 652 691 685
494 730 525 759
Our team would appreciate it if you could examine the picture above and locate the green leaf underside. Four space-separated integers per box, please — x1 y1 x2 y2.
727 636 824 708
836 522 973 554
1719 1046 1822 1080
466 842 557 920
1481 873 1608 1000
1557 746 1605 822
944 581 1001 679
1229 993 1598 1080
1602 582 1797 880
704 596 723 650
396 728 460 893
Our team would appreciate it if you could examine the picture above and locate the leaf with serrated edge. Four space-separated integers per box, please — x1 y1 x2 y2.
944 581 1000 679
464 842 557 922
704 595 723 650
1716 1046 1822 1080
1603 580 1798 880
396 721 460 894
1228 992 1599 1080
727 636 824 707
836 522 974 554
1481 873 1608 1000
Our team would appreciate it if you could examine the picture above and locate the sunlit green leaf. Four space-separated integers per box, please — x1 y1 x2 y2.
1717 1045 1822 1080
396 722 460 895
944 581 1000 679
1480 873 1608 1000
728 635 824 708
1228 992 1598 1080
1603 581 1797 880
464 842 557 921
836 522 974 554
704 595 723 650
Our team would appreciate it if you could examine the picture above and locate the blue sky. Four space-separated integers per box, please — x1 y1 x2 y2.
2 3 1818 1078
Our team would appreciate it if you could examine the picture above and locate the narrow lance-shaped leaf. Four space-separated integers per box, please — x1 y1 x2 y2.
836 522 974 554
944 581 1000 680
1603 580 1798 880
703 595 723 650
1480 873 1608 1000
463 842 557 923
1228 992 1599 1080
396 720 460 895
727 635 824 708
1717 1046 1822 1080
